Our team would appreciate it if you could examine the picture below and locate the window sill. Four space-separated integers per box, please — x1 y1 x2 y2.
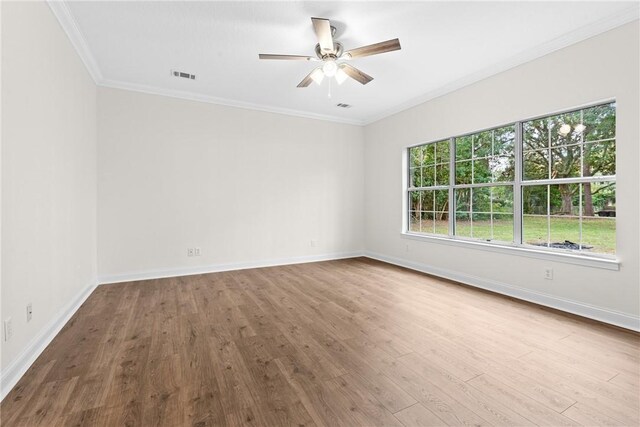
400 232 620 271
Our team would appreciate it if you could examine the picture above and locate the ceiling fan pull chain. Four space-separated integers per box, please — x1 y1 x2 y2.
328 77 332 99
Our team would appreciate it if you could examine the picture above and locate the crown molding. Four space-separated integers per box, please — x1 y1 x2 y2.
97 79 365 126
363 6 640 125
47 0 102 83
47 0 638 127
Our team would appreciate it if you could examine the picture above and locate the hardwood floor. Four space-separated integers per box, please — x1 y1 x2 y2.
1 257 638 426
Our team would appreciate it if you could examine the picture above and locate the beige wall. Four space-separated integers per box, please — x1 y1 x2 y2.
97 87 364 281
1 1 97 372
364 21 639 324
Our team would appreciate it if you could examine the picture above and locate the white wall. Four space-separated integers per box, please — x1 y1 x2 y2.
97 87 364 281
364 21 639 327
1 0 97 375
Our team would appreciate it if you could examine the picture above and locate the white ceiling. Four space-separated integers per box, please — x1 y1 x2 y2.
55 1 639 125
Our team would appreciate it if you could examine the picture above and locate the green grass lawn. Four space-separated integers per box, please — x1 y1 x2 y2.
522 215 615 254
411 215 615 254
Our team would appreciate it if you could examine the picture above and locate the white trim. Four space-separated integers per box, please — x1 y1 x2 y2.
363 8 640 125
401 232 619 271
97 79 364 126
98 251 364 284
46 0 639 127
46 0 102 83
364 251 639 332
1 282 98 402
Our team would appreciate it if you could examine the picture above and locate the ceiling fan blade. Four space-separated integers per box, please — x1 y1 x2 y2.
311 17 334 53
340 64 373 85
341 64 373 85
259 54 315 61
297 69 317 87
344 38 401 59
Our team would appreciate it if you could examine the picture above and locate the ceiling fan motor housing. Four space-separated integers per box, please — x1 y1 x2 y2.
315 41 343 60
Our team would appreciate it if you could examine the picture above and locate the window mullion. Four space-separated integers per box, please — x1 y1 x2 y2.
449 137 455 237
514 122 523 245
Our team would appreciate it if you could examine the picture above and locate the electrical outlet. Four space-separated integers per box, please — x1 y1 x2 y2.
310 239 317 247
194 247 201 256
4 318 13 342
406 244 410 252
544 268 554 280
27 303 32 322
187 248 195 257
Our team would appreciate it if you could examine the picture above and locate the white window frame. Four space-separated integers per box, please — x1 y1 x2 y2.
402 100 619 271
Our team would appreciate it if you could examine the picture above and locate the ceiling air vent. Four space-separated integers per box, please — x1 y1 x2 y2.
336 103 351 108
171 70 196 80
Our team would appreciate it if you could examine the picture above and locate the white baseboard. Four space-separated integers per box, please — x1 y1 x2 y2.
1 281 98 402
364 251 640 332
98 251 365 284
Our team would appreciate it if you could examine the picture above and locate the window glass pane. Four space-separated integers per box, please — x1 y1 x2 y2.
409 191 421 211
419 211 435 234
455 160 472 185
421 166 435 187
550 183 579 216
494 126 515 156
548 184 581 250
409 211 420 233
456 136 472 161
491 156 514 182
582 181 615 254
473 131 492 158
473 158 491 184
492 186 513 213
523 102 616 186
409 167 421 188
583 103 615 142
457 126 515 185
472 187 491 213
584 141 615 177
455 188 470 212
469 187 514 242
435 163 449 186
434 190 449 235
549 215 581 250
551 145 581 179
493 214 514 242
523 149 548 180
523 185 548 246
422 144 435 166
471 213 491 240
410 146 423 168
434 221 449 236
523 119 549 152
420 190 434 211
436 140 450 164
548 110 581 147
456 214 472 238
454 189 471 238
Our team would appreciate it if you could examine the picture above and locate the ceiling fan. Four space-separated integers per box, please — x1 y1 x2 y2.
258 17 401 88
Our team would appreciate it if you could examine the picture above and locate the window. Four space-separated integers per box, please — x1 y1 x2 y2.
406 102 616 257
454 126 515 242
409 140 450 235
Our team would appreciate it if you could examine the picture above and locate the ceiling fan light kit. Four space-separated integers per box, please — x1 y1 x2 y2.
259 17 401 88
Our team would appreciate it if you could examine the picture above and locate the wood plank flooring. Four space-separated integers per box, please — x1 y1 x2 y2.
1 257 639 426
